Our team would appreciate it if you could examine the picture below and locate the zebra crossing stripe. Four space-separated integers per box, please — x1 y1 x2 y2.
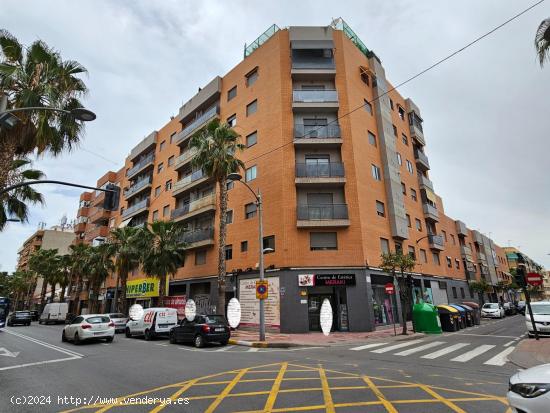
421 343 470 359
483 346 515 366
450 344 495 362
393 341 446 356
215 345 235 352
350 342 388 351
371 339 424 354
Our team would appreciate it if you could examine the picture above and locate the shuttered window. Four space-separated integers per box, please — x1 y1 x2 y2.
310 232 337 250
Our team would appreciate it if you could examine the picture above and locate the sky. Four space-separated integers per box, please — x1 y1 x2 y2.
1 0 549 272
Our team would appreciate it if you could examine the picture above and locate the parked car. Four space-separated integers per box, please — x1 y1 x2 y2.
29 310 39 321
508 363 550 412
62 314 115 344
169 314 230 348
525 301 550 338
39 302 69 324
125 307 178 340
481 302 505 318
107 313 128 333
517 301 527 315
503 302 516 316
7 311 32 326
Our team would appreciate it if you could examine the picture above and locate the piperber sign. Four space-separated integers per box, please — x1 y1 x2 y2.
298 274 356 287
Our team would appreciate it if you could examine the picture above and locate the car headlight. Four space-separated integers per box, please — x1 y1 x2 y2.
510 383 550 398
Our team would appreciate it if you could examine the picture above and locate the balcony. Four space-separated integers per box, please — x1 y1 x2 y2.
92 191 105 207
296 204 350 228
77 206 90 218
293 124 342 146
292 90 339 110
455 220 468 237
428 234 445 251
171 193 216 222
173 148 198 171
128 131 157 162
418 175 434 191
172 170 209 197
422 203 439 222
126 152 155 179
291 52 336 79
175 105 219 145
408 111 425 146
74 222 87 233
473 230 484 245
85 226 110 240
122 198 149 219
414 149 430 171
179 227 215 249
461 245 473 262
89 208 110 224
478 251 487 264
295 162 345 186
124 177 152 200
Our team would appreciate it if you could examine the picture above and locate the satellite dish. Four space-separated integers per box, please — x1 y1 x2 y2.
129 304 144 321
227 298 241 328
320 298 333 336
185 299 196 322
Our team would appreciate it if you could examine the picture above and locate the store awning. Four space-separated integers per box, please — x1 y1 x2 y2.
118 218 133 228
424 188 437 204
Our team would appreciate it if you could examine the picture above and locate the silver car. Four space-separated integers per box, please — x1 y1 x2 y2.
107 313 128 333
508 363 550 412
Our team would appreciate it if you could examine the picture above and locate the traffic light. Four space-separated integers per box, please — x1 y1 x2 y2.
103 184 120 211
515 265 526 288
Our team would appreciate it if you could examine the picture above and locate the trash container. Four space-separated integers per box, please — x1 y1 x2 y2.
437 305 460 332
462 301 481 325
458 304 475 327
412 303 442 334
448 304 467 329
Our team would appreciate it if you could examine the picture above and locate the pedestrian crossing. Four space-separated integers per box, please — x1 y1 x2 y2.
349 339 515 367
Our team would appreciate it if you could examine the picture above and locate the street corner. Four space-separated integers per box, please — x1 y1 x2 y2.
509 336 550 369
58 361 511 413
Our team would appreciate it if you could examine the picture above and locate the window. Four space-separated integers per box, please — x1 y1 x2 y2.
446 256 452 268
364 99 372 115
371 164 381 181
241 240 248 252
155 186 161 197
376 201 385 217
398 105 405 120
246 99 257 116
389 98 394 110
450 234 456 245
170 132 176 144
411 188 417 201
152 210 159 221
452 287 458 299
368 131 376 146
195 250 206 265
159 140 165 151
157 162 164 173
415 218 422 231
361 71 370 85
227 86 237 101
401 134 408 145
406 160 414 174
168 156 174 167
165 180 172 191
245 203 257 219
226 210 233 224
227 114 237 127
225 245 233 260
226 180 234 190
245 67 258 86
263 235 275 253
310 232 337 250
395 242 403 254
455 259 460 269
392 124 397 136
420 249 427 263
460 287 465 299
432 252 440 265
408 246 416 260
406 214 411 227
442 230 447 242
160 205 168 217
397 153 402 165
380 238 390 254
401 182 407 195
246 131 257 147
245 165 257 182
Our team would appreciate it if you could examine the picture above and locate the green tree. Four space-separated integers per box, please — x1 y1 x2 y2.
0 158 44 231
0 30 89 191
142 221 186 307
535 18 550 67
189 119 244 316
469 279 491 305
5 270 33 310
28 248 58 309
68 243 92 314
86 244 114 313
55 254 72 303
379 251 417 335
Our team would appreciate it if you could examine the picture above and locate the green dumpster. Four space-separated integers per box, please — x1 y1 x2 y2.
412 303 442 334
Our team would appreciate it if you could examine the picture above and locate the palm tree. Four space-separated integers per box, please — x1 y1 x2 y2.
68 243 92 314
0 30 89 191
8 270 33 310
0 158 44 231
55 254 72 303
107 226 143 314
86 244 114 313
142 221 186 306
189 119 245 316
535 18 550 67
28 248 58 310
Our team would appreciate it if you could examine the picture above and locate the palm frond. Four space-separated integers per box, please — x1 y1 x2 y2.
535 18 550 67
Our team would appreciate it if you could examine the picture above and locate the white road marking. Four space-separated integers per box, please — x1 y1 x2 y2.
0 356 80 371
215 345 235 352
0 347 19 357
451 345 495 362
350 342 388 351
5 330 83 357
247 347 260 352
421 343 470 359
484 347 515 366
455 333 518 339
504 340 515 347
393 341 445 356
371 339 424 354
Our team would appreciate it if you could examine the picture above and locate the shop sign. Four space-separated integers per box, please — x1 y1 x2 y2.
315 274 356 286
239 277 280 329
126 277 160 298
298 274 314 287
163 295 187 320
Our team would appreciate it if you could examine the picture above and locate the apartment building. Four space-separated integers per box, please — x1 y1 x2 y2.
503 247 546 300
74 20 525 333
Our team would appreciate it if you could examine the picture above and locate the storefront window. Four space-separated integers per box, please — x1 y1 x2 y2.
371 284 398 326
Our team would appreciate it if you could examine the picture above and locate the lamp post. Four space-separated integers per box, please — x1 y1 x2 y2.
227 172 266 342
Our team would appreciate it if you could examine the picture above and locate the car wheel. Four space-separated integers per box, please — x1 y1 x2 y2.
105 337 113 343
62 331 67 342
74 333 81 345
194 334 204 348
169 331 176 344
528 333 535 338
125 327 132 338
144 329 153 341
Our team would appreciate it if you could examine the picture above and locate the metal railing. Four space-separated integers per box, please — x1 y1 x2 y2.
291 59 335 69
294 124 341 140
177 105 219 143
171 193 216 220
428 234 444 248
244 24 280 57
122 198 149 218
414 149 430 167
293 90 338 103
179 227 214 244
297 204 348 220
174 148 197 169
173 170 206 193
295 162 344 178
127 153 154 177
423 203 439 219
418 174 434 191
124 177 151 198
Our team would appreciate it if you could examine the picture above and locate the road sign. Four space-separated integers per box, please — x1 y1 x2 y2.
526 273 543 287
385 283 395 295
256 280 268 300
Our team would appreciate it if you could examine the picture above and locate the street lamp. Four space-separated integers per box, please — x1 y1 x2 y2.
0 100 96 129
6 219 21 222
227 172 266 342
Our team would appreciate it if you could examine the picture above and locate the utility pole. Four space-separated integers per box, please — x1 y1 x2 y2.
257 190 265 342
516 253 539 340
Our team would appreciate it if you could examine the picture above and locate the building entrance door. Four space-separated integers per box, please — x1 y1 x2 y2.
307 287 348 332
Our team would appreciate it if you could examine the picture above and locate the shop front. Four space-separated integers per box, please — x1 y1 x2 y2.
126 277 159 309
370 274 399 327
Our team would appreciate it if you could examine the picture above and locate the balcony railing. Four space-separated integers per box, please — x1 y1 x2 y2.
461 245 473 261
174 148 197 169
124 177 151 198
179 227 214 245
414 149 430 170
127 153 154 177
294 124 341 140
418 174 434 191
297 204 348 220
422 203 439 221
173 170 206 193
428 234 445 249
122 198 149 218
295 162 344 178
171 193 216 220
176 105 219 144
292 59 335 70
293 90 338 103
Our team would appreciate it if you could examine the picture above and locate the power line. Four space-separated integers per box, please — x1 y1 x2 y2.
79 147 120 166
243 0 545 166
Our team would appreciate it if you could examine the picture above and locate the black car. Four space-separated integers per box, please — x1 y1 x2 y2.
29 310 39 321
169 315 230 348
7 311 32 326
517 301 526 315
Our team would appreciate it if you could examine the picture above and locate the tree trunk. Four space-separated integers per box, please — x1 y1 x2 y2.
73 275 83 315
59 282 66 302
0 139 17 192
158 274 166 307
398 277 408 335
120 271 128 315
217 178 228 316
39 278 48 310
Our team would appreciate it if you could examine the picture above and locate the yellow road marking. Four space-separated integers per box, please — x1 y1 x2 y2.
149 378 199 413
418 384 467 413
205 368 249 413
362 376 398 413
264 362 287 412
318 366 335 413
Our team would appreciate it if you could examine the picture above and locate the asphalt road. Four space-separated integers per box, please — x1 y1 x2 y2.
0 314 528 412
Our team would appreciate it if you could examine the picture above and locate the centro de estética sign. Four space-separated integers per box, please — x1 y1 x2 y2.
126 277 160 298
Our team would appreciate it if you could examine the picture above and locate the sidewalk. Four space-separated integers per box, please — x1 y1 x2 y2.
228 322 424 348
509 338 550 368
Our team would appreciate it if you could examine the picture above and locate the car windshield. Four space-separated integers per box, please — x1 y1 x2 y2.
528 304 550 315
483 304 499 309
109 313 125 318
204 316 226 324
86 316 110 324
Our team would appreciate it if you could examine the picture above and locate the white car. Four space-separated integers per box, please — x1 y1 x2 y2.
508 363 550 412
125 307 178 340
481 302 505 318
525 302 550 338
62 314 115 344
